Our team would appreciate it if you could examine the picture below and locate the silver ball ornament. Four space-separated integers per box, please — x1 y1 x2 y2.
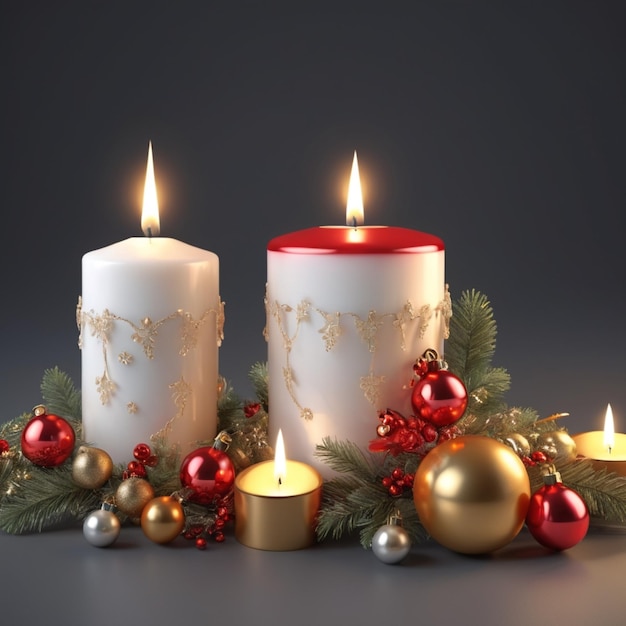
371 514 411 564
83 509 121 547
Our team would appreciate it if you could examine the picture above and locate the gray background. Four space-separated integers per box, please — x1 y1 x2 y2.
1 3 625 433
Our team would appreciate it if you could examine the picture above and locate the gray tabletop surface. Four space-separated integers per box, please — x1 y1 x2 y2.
1 522 625 626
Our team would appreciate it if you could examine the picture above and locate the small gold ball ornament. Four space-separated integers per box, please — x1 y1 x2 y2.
413 435 531 554
141 496 185 544
72 445 114 489
536 430 577 464
115 477 155 518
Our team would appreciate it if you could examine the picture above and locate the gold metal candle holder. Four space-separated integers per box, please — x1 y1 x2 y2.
234 460 323 551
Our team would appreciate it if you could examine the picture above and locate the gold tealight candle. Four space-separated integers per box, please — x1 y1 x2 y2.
234 430 323 550
572 404 626 477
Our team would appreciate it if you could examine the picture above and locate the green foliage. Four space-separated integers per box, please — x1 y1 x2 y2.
446 289 511 420
0 456 100 533
40 367 82 422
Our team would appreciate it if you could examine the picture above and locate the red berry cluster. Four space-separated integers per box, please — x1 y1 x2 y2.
0 439 10 454
122 443 158 479
522 450 549 467
183 500 233 550
369 408 460 457
382 467 414 497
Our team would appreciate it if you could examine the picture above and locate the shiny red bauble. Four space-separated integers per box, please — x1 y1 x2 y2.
411 368 468 427
21 406 76 467
526 481 589 551
180 446 235 505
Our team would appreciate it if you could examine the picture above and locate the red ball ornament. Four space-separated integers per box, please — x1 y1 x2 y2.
526 469 589 551
21 405 75 467
411 356 467 427
180 432 235 505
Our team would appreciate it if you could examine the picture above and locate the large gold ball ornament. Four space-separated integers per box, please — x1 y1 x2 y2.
140 496 185 544
413 435 531 554
115 477 155 518
536 430 577 464
72 445 114 489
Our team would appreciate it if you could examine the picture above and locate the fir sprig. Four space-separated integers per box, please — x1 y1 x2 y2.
315 438 428 547
446 289 511 420
40 367 82 423
0 458 100 533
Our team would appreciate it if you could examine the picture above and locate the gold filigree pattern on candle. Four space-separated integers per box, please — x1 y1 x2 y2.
127 401 138 414
118 352 133 365
77 296 224 408
266 285 452 421
151 377 192 444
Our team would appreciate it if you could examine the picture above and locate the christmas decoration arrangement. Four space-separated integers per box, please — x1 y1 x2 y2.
2 290 626 560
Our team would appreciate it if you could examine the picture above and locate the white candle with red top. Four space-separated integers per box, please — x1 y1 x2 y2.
265 152 448 476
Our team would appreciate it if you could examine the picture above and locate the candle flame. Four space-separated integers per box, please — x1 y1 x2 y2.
141 141 160 237
346 151 364 227
274 429 287 486
604 403 615 453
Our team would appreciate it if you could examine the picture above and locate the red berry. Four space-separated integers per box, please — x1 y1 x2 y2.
196 537 207 550
213 531 225 542
391 468 404 481
389 483 403 497
0 439 9 454
133 443 151 461
127 460 147 478
382 476 394 488
531 451 548 464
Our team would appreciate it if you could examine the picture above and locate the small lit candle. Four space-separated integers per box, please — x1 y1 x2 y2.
266 152 448 477
79 143 223 463
572 404 626 476
234 430 323 550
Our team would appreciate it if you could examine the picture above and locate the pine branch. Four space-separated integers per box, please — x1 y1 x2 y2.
0 460 100 534
248 362 269 412
315 437 379 479
0 412 32 449
446 289 497 378
560 461 626 522
40 367 82 422
445 290 510 419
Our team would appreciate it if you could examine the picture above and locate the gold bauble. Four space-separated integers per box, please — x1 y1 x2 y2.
140 496 185 544
502 433 531 458
413 435 531 554
536 430 577 464
115 477 155 518
72 445 114 489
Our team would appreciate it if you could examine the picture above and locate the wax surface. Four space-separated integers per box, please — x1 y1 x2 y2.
268 225 444 254
235 460 322 497
573 431 626 461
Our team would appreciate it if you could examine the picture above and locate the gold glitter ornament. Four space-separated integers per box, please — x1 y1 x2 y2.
72 445 114 489
413 435 531 554
115 477 155 518
536 430 577 464
141 496 185 544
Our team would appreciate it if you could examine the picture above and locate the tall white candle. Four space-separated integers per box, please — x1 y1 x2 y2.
78 143 223 463
266 153 449 477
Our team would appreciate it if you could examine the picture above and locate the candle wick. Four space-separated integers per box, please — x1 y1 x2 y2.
147 226 153 239
352 215 357 230
608 445 612 456
278 477 282 486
